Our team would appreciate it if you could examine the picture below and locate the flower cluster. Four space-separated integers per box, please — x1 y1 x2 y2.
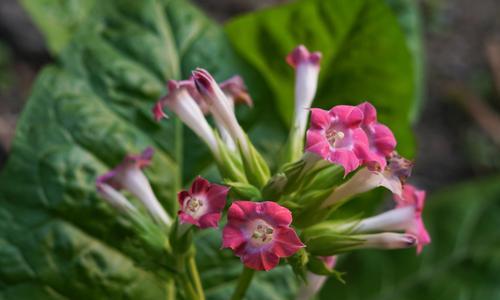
94 44 431 299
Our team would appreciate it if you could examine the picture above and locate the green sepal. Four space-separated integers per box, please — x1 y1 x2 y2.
224 180 262 200
214 132 247 183
169 219 193 256
261 172 287 199
300 164 344 192
287 248 309 283
238 135 271 188
301 221 365 256
307 256 345 284
291 188 334 228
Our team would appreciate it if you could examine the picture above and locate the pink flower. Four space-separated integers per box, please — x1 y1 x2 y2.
306 105 369 175
394 184 431 254
177 176 229 229
96 147 171 225
152 79 219 156
192 68 250 154
357 102 396 170
222 201 304 271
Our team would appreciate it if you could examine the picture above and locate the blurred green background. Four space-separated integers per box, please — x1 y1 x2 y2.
0 0 499 299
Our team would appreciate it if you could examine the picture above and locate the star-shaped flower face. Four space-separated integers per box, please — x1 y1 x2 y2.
178 176 229 229
222 201 304 271
306 105 369 175
394 184 431 254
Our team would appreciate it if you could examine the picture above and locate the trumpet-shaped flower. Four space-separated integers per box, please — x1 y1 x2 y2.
193 68 250 154
153 79 219 156
96 147 171 226
222 201 304 271
394 184 431 254
287 45 322 146
216 76 253 150
321 153 413 207
306 105 369 175
177 176 229 228
357 102 396 170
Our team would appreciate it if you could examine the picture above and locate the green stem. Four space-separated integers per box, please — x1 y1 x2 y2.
177 257 198 300
230 267 255 300
187 255 205 300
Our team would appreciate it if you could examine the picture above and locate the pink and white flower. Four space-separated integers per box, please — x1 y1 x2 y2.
341 183 430 254
357 102 396 170
96 147 171 226
193 68 250 155
216 76 253 150
321 153 413 207
394 184 431 254
177 176 229 229
287 45 322 150
152 79 219 157
222 201 304 271
305 105 369 175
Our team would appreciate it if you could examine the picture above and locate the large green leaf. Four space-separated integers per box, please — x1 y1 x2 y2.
225 0 416 156
319 175 500 300
0 0 254 298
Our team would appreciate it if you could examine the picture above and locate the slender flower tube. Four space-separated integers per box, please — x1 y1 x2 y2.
321 153 413 208
153 79 219 157
216 76 253 150
177 176 229 229
193 68 269 187
222 201 304 271
357 102 397 170
295 256 336 300
356 232 417 250
286 45 322 161
96 183 137 214
305 105 369 175
96 147 171 226
192 68 250 154
394 184 431 254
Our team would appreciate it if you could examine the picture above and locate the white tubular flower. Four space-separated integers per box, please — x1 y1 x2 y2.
321 153 413 208
96 183 137 214
287 45 322 137
153 79 219 157
96 147 171 226
218 76 253 150
192 68 250 155
356 232 417 250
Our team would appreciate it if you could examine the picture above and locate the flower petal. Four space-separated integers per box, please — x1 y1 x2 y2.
272 227 305 257
222 225 246 249
260 201 293 227
198 212 222 229
330 105 364 128
242 251 280 271
190 176 210 195
206 184 229 212
357 101 377 124
309 108 330 129
328 148 361 175
305 130 329 159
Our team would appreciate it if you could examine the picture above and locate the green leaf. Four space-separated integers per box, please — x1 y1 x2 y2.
0 0 248 298
225 0 416 156
20 0 97 54
319 175 500 299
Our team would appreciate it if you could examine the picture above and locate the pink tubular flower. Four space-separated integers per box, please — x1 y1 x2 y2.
152 79 219 156
96 147 171 226
222 201 304 271
192 68 250 154
394 184 431 254
216 76 253 150
357 102 396 170
306 105 369 175
287 45 322 137
177 176 229 229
